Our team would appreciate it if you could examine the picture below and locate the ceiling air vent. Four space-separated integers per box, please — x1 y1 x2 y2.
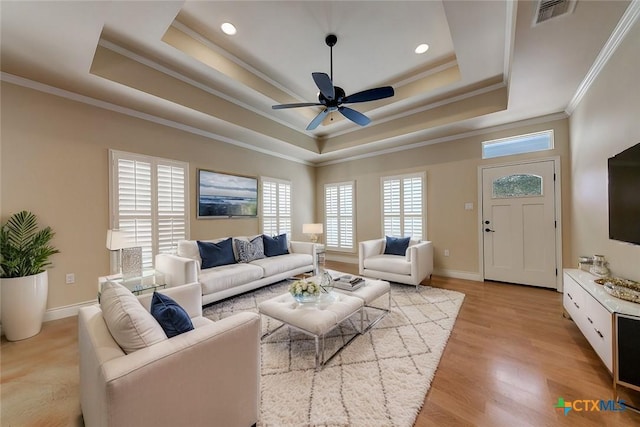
533 0 577 26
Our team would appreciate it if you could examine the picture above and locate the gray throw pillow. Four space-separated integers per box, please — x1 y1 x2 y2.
234 236 266 263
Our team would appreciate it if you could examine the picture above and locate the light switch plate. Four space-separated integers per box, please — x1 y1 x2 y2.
464 202 474 210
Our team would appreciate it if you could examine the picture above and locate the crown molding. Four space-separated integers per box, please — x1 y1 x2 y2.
316 112 568 167
0 72 314 166
170 20 305 103
97 39 301 133
566 0 640 115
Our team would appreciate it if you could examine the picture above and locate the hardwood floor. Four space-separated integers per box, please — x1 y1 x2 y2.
2 262 639 426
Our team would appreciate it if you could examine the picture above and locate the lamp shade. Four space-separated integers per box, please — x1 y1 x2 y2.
106 230 128 250
302 223 323 234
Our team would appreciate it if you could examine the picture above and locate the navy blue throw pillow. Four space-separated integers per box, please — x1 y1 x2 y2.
150 292 194 338
384 236 411 256
263 234 289 257
197 238 236 269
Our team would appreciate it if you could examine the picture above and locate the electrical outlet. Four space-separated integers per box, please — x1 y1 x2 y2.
444 249 450 257
65 273 75 284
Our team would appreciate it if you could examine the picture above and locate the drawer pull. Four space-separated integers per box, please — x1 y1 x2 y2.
587 316 593 324
573 302 580 309
567 293 573 300
595 328 604 339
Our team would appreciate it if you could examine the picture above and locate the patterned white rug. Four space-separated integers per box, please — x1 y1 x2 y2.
203 280 464 427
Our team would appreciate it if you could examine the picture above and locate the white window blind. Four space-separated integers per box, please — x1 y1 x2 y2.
382 173 425 240
325 181 354 251
261 177 291 237
110 150 189 268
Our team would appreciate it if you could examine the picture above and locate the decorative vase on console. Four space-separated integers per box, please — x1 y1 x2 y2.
590 254 610 278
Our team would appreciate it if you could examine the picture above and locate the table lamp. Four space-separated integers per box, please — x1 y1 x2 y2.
106 230 127 275
302 223 323 243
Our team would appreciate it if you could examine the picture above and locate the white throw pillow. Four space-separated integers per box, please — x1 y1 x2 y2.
100 281 167 354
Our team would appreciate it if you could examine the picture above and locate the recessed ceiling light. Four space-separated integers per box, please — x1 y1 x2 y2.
221 22 237 35
415 44 429 54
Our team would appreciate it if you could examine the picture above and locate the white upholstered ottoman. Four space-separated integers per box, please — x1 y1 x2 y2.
331 273 391 331
258 292 363 369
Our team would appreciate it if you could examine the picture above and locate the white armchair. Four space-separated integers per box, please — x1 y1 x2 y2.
78 283 261 427
359 238 433 288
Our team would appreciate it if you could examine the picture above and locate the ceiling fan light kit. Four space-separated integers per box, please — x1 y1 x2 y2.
272 34 394 131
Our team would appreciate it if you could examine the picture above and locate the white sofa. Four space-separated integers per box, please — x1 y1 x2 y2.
78 283 261 427
359 238 433 288
156 236 315 305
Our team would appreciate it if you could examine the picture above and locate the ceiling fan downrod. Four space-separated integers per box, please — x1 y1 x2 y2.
326 34 337 82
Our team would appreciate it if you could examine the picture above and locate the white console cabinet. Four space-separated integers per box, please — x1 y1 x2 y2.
563 269 640 403
563 270 615 370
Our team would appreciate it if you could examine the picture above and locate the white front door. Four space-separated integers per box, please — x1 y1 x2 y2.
482 160 557 288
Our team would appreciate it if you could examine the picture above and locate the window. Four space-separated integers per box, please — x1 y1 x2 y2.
324 181 355 251
261 177 291 237
110 150 188 268
381 173 425 240
492 174 543 198
482 130 554 159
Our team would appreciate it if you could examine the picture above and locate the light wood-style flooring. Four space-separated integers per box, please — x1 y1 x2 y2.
2 261 639 426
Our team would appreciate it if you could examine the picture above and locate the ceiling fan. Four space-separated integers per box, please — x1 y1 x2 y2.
272 34 395 131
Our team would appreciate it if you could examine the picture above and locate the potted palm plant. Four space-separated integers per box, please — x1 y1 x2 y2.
0 211 59 341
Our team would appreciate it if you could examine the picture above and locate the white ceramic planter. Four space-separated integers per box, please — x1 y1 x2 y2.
0 271 48 341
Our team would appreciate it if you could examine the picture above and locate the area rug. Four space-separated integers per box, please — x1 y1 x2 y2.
203 280 464 427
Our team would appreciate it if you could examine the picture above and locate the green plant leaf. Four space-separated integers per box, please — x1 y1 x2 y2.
0 211 59 278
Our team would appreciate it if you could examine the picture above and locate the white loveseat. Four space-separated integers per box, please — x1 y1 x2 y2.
359 238 434 288
156 236 315 305
78 283 261 427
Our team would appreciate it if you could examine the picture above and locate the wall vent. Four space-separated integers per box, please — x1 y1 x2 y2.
533 0 577 26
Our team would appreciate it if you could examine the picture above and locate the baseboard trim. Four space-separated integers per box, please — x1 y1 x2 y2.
0 299 96 336
325 253 358 264
433 269 483 282
43 299 98 322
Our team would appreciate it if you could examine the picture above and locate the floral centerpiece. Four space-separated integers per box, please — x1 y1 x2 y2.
289 279 321 302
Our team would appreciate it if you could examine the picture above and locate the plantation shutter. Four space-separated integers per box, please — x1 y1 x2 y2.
157 164 187 255
278 181 291 237
383 178 401 237
261 177 291 237
111 150 189 268
403 176 423 239
325 181 354 251
382 173 425 241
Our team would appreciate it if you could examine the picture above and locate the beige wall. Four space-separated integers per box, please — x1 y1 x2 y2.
569 19 640 282
316 117 572 276
3 20 637 313
0 82 315 310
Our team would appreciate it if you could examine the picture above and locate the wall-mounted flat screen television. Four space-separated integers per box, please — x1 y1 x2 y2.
197 169 258 218
608 142 640 245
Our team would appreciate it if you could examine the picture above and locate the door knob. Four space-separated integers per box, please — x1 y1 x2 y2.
485 228 495 232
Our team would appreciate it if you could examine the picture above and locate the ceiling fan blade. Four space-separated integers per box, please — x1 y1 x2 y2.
339 106 371 126
342 86 394 104
272 103 323 110
312 72 335 100
306 109 329 131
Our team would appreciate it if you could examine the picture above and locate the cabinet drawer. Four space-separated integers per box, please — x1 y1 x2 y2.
563 275 584 319
584 295 613 371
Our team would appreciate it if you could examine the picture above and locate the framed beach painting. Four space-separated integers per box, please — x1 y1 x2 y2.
197 169 258 218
